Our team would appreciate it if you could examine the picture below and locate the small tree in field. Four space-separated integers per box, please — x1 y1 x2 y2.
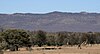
46 35 56 46
0 29 30 51
35 30 46 47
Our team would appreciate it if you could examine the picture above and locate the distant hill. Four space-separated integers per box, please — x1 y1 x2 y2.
0 11 100 32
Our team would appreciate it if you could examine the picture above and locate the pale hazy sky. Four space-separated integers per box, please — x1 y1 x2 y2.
0 0 100 13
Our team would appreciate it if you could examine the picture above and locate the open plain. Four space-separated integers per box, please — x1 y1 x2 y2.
4 44 100 54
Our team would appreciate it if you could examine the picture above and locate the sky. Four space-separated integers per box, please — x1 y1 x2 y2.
0 0 100 13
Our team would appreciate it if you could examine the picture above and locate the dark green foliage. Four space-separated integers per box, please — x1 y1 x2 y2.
46 35 56 46
0 29 100 51
0 29 30 51
55 32 67 46
35 30 46 47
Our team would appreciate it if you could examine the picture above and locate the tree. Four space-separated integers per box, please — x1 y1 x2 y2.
55 32 67 46
35 30 46 47
0 29 30 51
46 35 56 46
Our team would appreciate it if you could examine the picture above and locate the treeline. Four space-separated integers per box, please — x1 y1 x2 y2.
0 29 100 51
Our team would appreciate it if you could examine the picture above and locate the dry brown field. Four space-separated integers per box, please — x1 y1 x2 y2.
4 44 100 54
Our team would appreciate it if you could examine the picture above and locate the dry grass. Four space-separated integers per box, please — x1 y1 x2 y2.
4 44 100 54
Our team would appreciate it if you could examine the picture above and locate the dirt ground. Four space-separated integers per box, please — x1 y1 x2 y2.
4 44 100 54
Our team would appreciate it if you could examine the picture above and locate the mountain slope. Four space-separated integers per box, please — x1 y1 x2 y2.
0 11 100 32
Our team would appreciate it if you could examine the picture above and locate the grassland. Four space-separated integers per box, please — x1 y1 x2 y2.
4 44 100 54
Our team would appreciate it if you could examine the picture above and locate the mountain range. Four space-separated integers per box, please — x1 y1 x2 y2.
0 11 100 32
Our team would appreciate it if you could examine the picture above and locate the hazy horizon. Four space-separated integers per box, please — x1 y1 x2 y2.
0 11 100 14
0 0 100 14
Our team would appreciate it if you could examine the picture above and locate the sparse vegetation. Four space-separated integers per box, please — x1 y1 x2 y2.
0 28 100 52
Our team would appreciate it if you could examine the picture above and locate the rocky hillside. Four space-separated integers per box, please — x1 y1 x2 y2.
0 11 100 32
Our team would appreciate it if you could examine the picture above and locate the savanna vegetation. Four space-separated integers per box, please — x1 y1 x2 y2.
0 27 100 51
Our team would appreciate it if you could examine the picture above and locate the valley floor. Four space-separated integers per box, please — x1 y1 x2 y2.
4 44 100 54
